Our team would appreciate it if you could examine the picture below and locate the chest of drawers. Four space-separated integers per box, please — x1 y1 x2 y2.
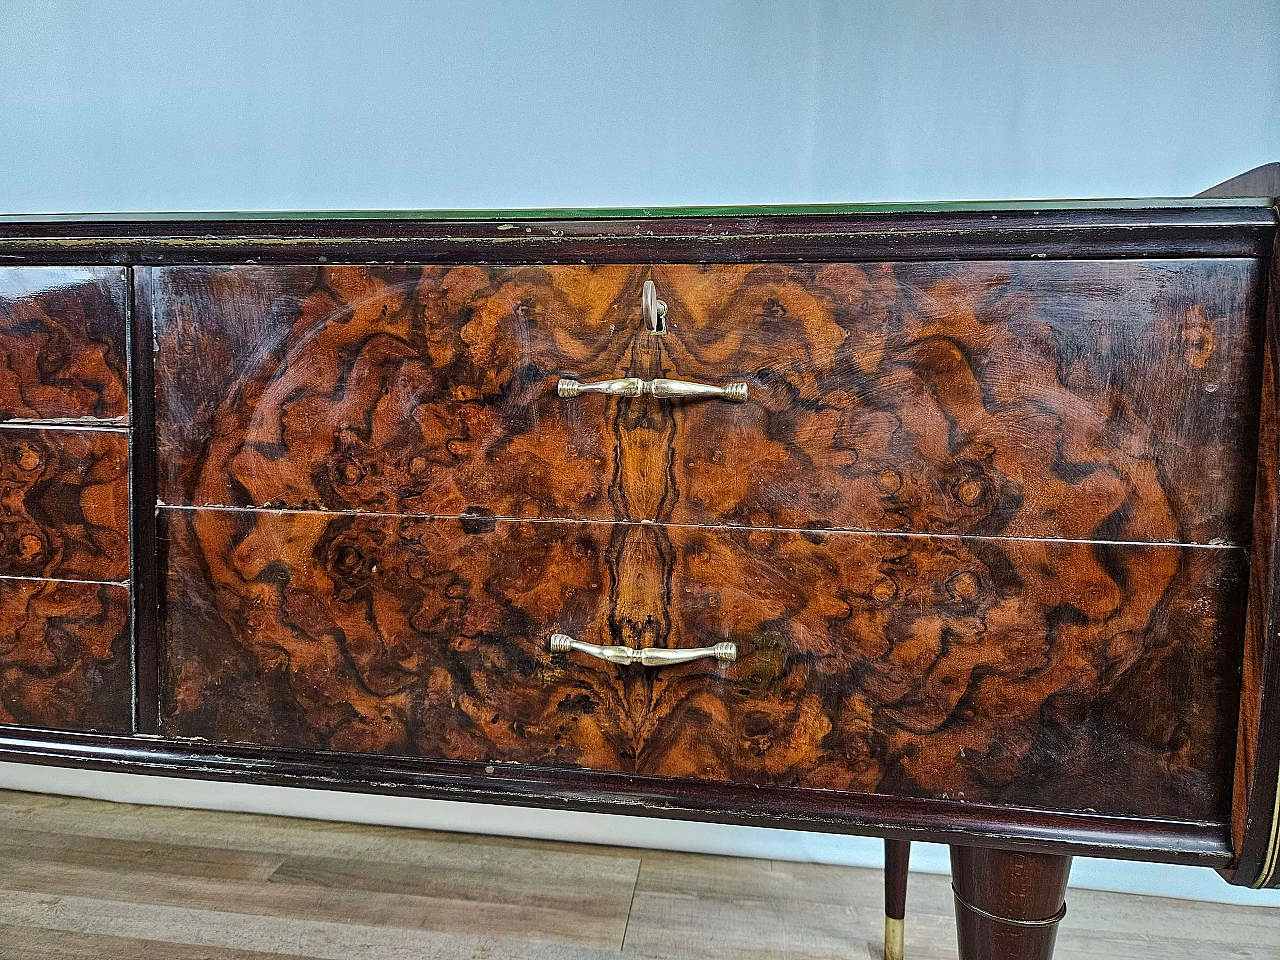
0 267 132 734
0 201 1278 959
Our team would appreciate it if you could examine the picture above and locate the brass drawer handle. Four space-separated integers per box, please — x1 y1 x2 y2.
550 633 737 666
557 377 747 402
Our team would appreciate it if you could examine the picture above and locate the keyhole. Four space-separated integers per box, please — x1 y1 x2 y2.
643 279 668 335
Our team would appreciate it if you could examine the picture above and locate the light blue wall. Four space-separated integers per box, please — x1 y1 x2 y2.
1 0 1277 213
2 0 1280 909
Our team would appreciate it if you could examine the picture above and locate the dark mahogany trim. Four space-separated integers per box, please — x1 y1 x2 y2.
1228 212 1280 889
0 206 1273 265
127 267 159 734
885 838 911 920
950 846 1072 960
0 726 1232 867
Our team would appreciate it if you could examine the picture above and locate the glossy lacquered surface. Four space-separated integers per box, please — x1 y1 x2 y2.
150 258 1259 827
951 846 1073 960
1231 235 1280 888
0 202 1278 904
0 267 129 423
0 266 132 737
159 507 1243 821
0 205 1274 265
154 261 1260 543
0 577 130 732
0 427 130 582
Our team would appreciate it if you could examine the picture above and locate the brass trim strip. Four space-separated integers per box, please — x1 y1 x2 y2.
1254 771 1280 887
951 886 1067 927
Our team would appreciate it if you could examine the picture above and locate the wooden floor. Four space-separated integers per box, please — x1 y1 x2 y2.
0 789 1276 959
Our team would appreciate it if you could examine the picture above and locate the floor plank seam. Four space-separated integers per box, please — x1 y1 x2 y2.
619 856 642 954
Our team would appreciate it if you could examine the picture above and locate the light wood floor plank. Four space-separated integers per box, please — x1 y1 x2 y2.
0 857 631 950
0 789 639 870
0 825 286 882
623 851 956 960
0 922 298 959
0 891 659 960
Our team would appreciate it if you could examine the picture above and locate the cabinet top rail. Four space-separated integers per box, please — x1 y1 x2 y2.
0 196 1275 224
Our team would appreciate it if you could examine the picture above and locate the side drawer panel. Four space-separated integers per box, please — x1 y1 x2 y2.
0 267 129 423
0 577 131 733
0 427 130 582
159 506 1244 822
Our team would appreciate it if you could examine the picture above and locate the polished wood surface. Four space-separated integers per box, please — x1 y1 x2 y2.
0 790 1275 960
130 267 161 734
0 578 130 732
951 846 1072 960
1230 227 1280 888
885 839 911 960
160 506 1243 821
154 264 633 520
154 261 1261 544
0 427 130 582
1 204 1274 266
0 267 129 423
0 201 1276 920
886 839 911 920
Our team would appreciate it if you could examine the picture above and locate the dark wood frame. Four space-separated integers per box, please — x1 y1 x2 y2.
0 726 1234 866
128 266 160 735
1226 231 1280 888
0 200 1277 887
0 204 1273 265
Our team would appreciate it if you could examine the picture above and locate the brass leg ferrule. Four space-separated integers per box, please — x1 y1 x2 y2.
884 915 904 960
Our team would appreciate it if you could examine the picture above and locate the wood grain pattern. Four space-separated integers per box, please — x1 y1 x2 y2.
1228 229 1280 888
0 427 130 582
153 261 1261 545
160 506 1244 821
0 577 130 733
0 267 129 423
951 846 1072 960
153 264 637 521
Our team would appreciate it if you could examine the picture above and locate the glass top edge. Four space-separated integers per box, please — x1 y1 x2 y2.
0 196 1274 223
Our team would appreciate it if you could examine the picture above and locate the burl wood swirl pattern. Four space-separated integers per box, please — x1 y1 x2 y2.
0 428 130 582
0 577 130 732
154 261 1259 544
161 506 1242 820
0 267 129 423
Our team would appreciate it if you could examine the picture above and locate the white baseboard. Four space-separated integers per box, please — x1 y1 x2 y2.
2 761 1277 907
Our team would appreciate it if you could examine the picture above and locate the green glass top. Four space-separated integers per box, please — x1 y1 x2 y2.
0 196 1273 223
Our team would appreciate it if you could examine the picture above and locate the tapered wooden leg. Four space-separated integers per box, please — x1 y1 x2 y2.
950 846 1071 960
884 839 911 960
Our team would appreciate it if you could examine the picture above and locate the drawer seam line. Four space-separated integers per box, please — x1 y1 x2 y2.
156 503 1244 551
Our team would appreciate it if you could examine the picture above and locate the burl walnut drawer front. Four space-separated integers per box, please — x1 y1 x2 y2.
0 427 130 583
154 257 1255 824
0 267 133 735
153 260 1260 543
0 577 130 732
159 505 1241 821
0 267 129 424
